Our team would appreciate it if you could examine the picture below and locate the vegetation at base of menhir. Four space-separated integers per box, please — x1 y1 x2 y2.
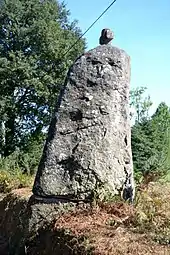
130 87 170 182
0 0 85 173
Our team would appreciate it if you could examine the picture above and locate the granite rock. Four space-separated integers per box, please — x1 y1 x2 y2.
33 44 135 201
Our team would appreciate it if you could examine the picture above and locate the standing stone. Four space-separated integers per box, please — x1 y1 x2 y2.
33 33 135 201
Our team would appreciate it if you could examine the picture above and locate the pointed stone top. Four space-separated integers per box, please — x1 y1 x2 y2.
99 28 114 45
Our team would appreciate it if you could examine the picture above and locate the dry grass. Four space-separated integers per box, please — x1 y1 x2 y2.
1 180 170 254
0 170 34 193
53 182 170 254
10 187 33 198
135 182 170 244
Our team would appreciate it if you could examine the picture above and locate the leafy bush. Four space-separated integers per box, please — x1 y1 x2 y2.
0 145 37 192
0 169 33 193
133 183 170 244
0 136 44 175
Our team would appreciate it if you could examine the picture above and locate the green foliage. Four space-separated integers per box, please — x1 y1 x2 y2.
90 183 120 205
130 86 152 123
0 145 37 192
0 169 33 192
0 0 85 161
0 131 45 174
134 183 170 245
130 87 170 180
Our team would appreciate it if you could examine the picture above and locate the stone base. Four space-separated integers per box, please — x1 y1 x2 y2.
0 189 85 254
27 195 80 235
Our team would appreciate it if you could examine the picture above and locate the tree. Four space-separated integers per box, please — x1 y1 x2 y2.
150 102 170 168
130 86 152 123
132 100 170 179
0 0 85 159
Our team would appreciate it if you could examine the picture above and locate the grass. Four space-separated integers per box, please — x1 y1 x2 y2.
1 162 170 253
1 175 170 254
0 169 34 193
51 181 170 254
134 182 170 244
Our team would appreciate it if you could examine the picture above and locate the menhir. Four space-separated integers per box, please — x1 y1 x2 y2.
33 29 135 202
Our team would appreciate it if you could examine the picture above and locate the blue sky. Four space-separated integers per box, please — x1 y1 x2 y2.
64 0 170 113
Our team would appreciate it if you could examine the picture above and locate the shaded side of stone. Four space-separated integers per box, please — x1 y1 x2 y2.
0 193 30 254
27 196 77 236
0 192 83 255
33 44 134 201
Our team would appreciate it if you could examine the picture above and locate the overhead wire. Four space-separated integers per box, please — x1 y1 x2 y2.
62 0 117 58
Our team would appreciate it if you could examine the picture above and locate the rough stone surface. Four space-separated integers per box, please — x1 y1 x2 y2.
0 190 80 254
33 44 135 201
0 190 31 254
